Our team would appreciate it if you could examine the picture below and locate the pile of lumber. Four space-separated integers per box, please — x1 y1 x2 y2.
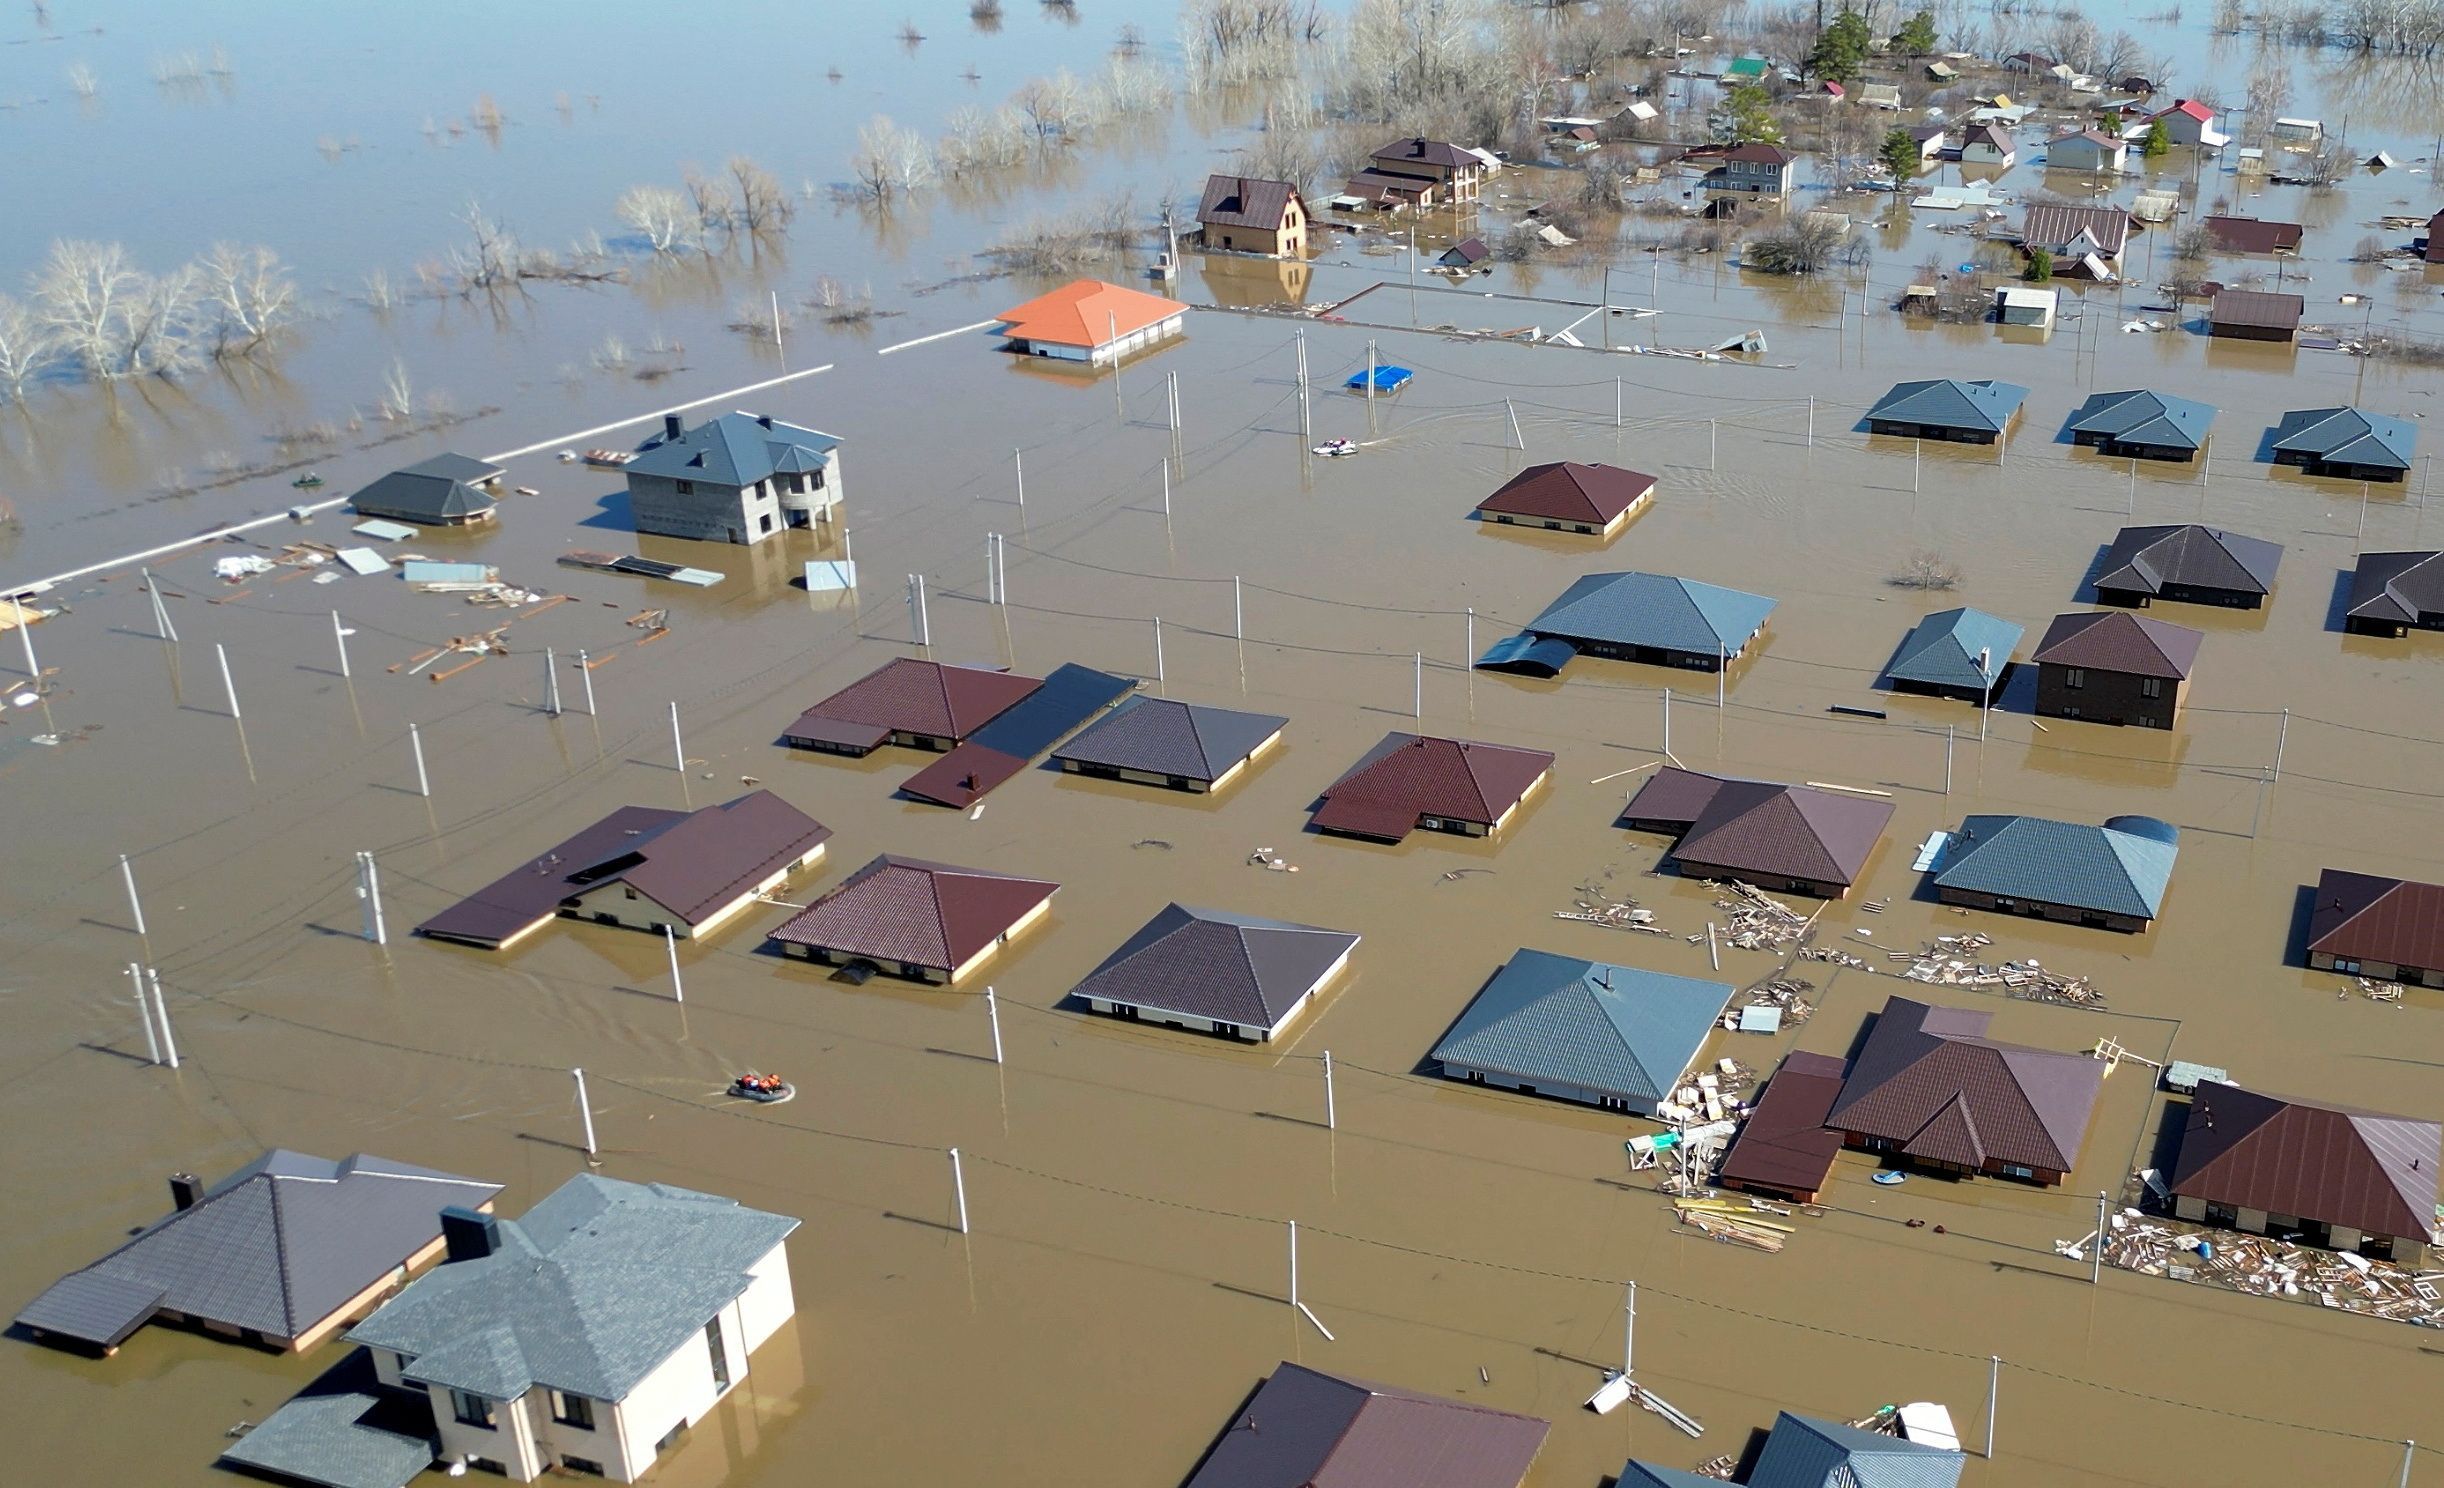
1743 977 1817 1024
2082 1209 2444 1327
1693 881 1813 951
1896 934 2103 1004
1675 1198 1792 1253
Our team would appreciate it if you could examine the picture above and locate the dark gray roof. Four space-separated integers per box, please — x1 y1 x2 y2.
1070 904 1357 1031
1748 1411 1966 1488
346 456 499 524
1184 1361 1550 1488
218 1351 438 1488
2347 551 2444 625
2270 406 2417 470
1432 950 1732 1104
2065 389 2214 450
627 411 840 487
348 1175 797 1402
405 452 503 484
1867 378 2029 434
1508 571 1776 657
2094 524 2282 599
16 1152 499 1348
1050 695 1286 783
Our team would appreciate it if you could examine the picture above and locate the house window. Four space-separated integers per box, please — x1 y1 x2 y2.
2140 676 2163 699
560 1458 606 1477
759 512 774 533
551 1391 595 1430
1216 1022 1241 1038
1999 1162 2036 1180
2332 958 2361 974
705 1316 731 1392
450 1390 497 1429
2063 668 2086 690
675 480 694 496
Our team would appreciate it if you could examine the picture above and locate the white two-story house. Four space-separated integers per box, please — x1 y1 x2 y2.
622 410 843 546
346 1175 799 1483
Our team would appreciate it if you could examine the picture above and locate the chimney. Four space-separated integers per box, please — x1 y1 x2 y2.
662 413 685 443
439 1205 500 1263
169 1172 203 1211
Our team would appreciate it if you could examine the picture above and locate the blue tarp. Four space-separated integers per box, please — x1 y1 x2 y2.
1475 632 1580 677
1346 365 1415 392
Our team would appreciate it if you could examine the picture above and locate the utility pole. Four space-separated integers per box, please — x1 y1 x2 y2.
668 701 688 774
572 1068 597 1156
130 963 161 1066
331 611 353 679
2274 708 2290 781
577 650 597 715
1807 394 1815 447
148 966 178 1068
1623 1280 1636 1377
119 854 147 938
144 568 178 642
664 924 684 1003
409 724 431 798
1014 448 1025 511
1662 687 1672 759
1153 617 1165 684
545 647 562 716
948 1147 970 1234
985 984 1005 1065
1234 576 1244 642
1413 652 1423 718
1507 399 1524 451
1322 1050 1337 1130
1985 1356 2000 1459
358 851 387 944
1945 724 1954 794
15 599 42 689
215 643 241 720
2092 1191 2108 1284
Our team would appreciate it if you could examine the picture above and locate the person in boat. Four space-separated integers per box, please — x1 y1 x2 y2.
735 1072 784 1094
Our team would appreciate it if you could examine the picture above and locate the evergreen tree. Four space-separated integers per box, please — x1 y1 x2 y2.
2143 118 2170 157
1880 127 1922 180
1894 11 1939 56
1728 83 1784 144
1807 9 1874 82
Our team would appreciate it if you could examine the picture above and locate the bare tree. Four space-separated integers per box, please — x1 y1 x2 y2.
729 155 794 232
616 185 697 253
683 169 735 237
447 203 521 290
362 268 396 311
851 116 939 200
1889 549 1962 589
0 292 54 404
196 243 297 355
31 240 197 379
378 359 414 421
1746 213 1848 274
939 104 1031 175
66 62 96 98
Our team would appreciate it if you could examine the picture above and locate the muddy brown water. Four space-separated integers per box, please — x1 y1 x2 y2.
10 6 2444 1486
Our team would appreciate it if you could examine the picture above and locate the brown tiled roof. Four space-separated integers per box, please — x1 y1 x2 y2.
2210 289 2304 329
787 658 1040 744
1668 777 1893 889
1184 1361 1549 1488
2019 203 2132 257
1719 142 1793 165
2032 610 2201 679
1474 461 1656 524
2202 214 2304 254
2169 1082 2442 1243
1199 174 1302 231
2306 867 2444 974
1716 1050 1846 1195
1371 137 1479 170
769 855 1057 972
1620 765 1728 826
1311 734 1554 841
1824 996 2104 1173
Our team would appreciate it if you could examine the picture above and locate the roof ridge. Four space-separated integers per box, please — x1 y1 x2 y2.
1180 702 1219 778
1452 741 1500 822
1222 923 1270 1019
264 1174 301 1336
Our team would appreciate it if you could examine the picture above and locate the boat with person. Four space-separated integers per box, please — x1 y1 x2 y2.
728 1073 795 1104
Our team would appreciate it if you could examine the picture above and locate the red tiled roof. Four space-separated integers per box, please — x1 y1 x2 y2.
1311 734 1554 842
769 855 1057 972
787 658 1041 744
2032 610 2201 679
1199 174 1302 231
2169 1083 2442 1243
1716 1051 1846 1196
2307 868 2444 974
1474 461 1656 525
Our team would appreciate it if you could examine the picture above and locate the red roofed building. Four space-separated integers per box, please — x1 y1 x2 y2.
770 855 1058 984
782 658 1041 756
993 279 1188 365
1473 461 1656 539
2031 610 2200 729
1824 996 2105 1186
2170 1082 2441 1261
1311 733 1554 843
2305 867 2444 987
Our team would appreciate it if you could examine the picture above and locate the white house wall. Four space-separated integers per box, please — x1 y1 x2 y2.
735 1241 796 1353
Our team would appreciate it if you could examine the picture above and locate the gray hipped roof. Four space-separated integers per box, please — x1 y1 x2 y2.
1513 571 1777 656
2347 551 2444 626
2094 524 2282 598
1050 695 1287 784
1867 378 2029 434
346 454 502 523
627 411 840 487
1432 950 1732 1104
1070 904 1358 1031
16 1152 500 1348
218 1350 440 1488
2066 389 2214 451
2270 406 2416 470
1747 1411 1966 1488
348 1175 797 1403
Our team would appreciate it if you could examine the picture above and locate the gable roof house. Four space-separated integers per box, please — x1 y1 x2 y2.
2305 867 2444 987
1621 766 1895 898
339 1176 798 1485
1346 137 1487 207
1823 995 2106 1184
2208 288 2304 342
2032 610 2201 728
1959 122 2017 165
2045 128 2129 173
347 454 505 527
1624 1410 1965 1488
2203 214 2305 255
1437 236 1492 270
1705 142 1796 194
1885 607 2022 702
1183 1361 1549 1488
1715 1051 1849 1204
2269 405 2417 482
1478 570 1776 676
1049 694 1286 793
414 792 832 948
623 411 842 547
2134 97 2226 147
1865 378 2028 443
994 279 1189 365
2065 389 2214 461
2170 1082 2442 1262
1860 82 1905 111
782 657 1042 755
1197 174 1308 258
1472 460 1657 538
2092 524 2282 610
2019 203 2133 261
1310 732 1553 843
1431 949 1734 1115
16 1152 500 1356
769 854 1057 985
1927 812 2179 931
1069 904 1359 1042
2344 550 2444 636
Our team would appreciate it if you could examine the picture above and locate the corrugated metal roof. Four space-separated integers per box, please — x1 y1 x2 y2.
1312 734 1553 841
1069 904 1357 1031
1184 1361 1549 1488
626 411 839 486
1826 997 2103 1175
2203 214 2304 254
2031 610 2201 679
1514 571 1777 658
2307 867 2444 975
2210 289 2303 329
2093 524 2283 600
1050 695 1288 783
1748 1411 1966 1487
1199 174 1302 231
2347 550 2444 625
1474 461 1656 525
2018 204 2132 257
2065 389 2215 450
2270 406 2417 469
2169 1082 2442 1242
1887 608 2021 691
1432 949 1732 1104
1716 1051 1847 1195
769 855 1058 971
1929 813 2177 919
1866 378 2029 434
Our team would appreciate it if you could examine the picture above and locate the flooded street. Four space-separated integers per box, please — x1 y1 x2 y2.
7 3 2444 1485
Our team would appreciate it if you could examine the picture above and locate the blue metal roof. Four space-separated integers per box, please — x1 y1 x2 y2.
1475 631 1581 676
1930 814 2178 920
966 663 1136 758
2066 389 2215 450
1617 1462 1725 1488
1346 365 1414 392
1887 608 2021 691
627 411 840 487
1515 571 1777 657
1431 949 1733 1104
1749 1412 1966 1488
1868 378 2029 433
2270 406 2416 469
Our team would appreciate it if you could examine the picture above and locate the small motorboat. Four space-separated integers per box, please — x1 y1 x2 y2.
1871 1169 1908 1186
727 1074 795 1105
1311 438 1358 458
291 472 325 489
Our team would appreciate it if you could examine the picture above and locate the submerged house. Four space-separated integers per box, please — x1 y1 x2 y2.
1472 460 1656 538
1959 122 2017 165
1432 949 1733 1115
2269 406 2417 482
1714 1052 1848 1205
347 454 504 527
335 1176 797 1485
2136 97 2226 147
893 661 1135 810
2046 128 2128 173
781 657 1041 755
2208 289 2303 342
2019 203 2132 262
2343 550 2444 636
2032 610 2201 728
16 1152 500 1356
1310 732 1553 843
414 792 831 948
1864 378 2027 443
2093 523 2282 610
1069 903 1358 1042
1184 1362 1549 1488
1620 766 1893 898
1196 174 1308 257
1926 812 2178 932
993 279 1188 365
2065 389 2214 461
1623 1410 1964 1488
623 411 842 546
2203 214 2304 256
2305 867 2444 986
1822 995 2105 1185
1704 142 1796 194
2169 1082 2441 1262
1478 570 1776 675
769 855 1056 985
1346 136 1487 207
1885 607 2021 702
1049 694 1286 794
1436 236 1491 269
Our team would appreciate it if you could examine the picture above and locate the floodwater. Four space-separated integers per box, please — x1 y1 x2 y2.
7 4 2444 1487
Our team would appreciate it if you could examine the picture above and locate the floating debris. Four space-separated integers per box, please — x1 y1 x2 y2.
1689 880 1813 952
1248 847 1299 873
2078 1199 2444 1328
1742 977 1817 1026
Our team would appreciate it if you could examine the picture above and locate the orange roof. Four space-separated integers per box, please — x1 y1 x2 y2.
996 279 1188 349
